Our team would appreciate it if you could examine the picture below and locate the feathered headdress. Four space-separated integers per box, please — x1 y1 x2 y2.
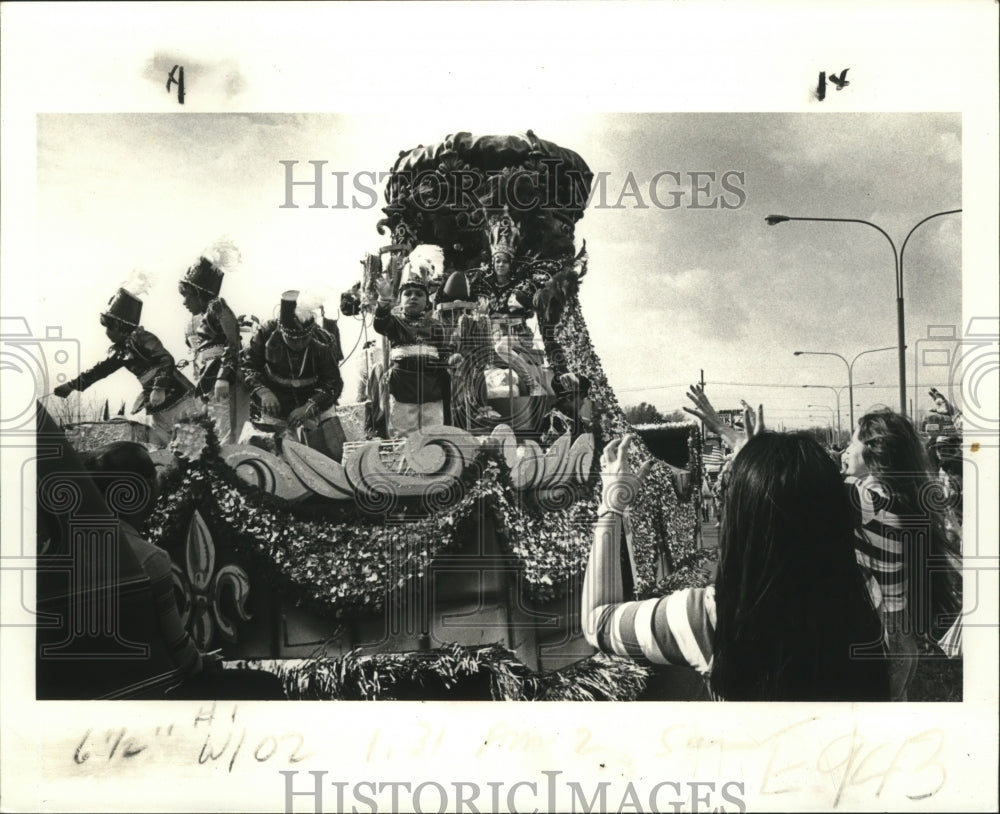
103 269 153 327
180 237 242 297
202 237 242 274
488 207 521 261
278 287 334 339
403 244 445 282
120 268 154 298
279 290 313 339
398 244 445 298
294 287 329 324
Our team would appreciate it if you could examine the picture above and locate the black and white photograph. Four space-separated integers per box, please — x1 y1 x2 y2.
2 3 997 813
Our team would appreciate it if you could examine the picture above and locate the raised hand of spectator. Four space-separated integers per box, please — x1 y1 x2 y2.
598 434 653 516
684 384 740 449
736 400 765 451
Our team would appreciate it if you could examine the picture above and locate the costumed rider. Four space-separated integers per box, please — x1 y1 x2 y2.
923 387 963 524
373 246 460 437
434 267 494 429
54 280 196 446
178 239 243 444
472 209 553 398
239 289 344 454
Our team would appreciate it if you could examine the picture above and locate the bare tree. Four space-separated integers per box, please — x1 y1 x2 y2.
44 393 107 427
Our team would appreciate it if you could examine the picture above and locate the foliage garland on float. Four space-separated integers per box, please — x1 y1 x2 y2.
492 491 598 605
145 416 632 616
231 643 652 701
552 299 706 599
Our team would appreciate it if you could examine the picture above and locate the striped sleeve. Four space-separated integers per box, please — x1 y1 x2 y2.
590 586 716 675
850 478 906 613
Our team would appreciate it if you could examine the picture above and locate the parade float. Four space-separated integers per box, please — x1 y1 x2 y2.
59 132 713 700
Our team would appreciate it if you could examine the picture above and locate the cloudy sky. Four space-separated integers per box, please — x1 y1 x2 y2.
34 111 962 431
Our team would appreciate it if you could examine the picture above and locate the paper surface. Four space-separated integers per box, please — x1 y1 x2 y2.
1 2 997 812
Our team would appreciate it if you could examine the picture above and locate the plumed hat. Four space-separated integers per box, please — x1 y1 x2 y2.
398 273 429 296
278 290 316 339
102 270 152 328
399 244 444 296
179 257 223 297
179 238 241 298
101 288 143 327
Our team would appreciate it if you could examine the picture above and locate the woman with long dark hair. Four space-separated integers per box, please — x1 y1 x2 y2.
843 409 963 699
583 431 889 701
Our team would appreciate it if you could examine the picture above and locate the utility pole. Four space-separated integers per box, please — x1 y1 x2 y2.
699 368 705 442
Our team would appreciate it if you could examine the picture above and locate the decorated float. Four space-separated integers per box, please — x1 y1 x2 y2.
61 132 713 699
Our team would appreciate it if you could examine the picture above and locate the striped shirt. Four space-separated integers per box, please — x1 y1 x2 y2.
847 476 906 614
589 586 717 678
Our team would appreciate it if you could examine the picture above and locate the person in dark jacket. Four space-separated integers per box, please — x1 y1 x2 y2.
373 264 458 437
179 246 243 444
240 289 344 431
54 287 195 446
78 441 285 700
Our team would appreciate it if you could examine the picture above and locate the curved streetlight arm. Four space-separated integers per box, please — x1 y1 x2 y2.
768 216 900 294
770 210 961 418
899 210 961 299
795 349 850 368
808 403 836 415
849 345 898 375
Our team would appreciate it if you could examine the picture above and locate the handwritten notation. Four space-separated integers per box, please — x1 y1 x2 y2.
816 68 850 101
166 64 185 105
72 703 310 773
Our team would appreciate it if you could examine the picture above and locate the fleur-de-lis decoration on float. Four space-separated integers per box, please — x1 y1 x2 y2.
171 508 253 648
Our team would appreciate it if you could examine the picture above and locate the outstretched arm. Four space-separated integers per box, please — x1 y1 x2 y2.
581 435 715 672
130 329 178 392
685 384 765 452
582 436 649 642
684 384 740 449
56 351 124 395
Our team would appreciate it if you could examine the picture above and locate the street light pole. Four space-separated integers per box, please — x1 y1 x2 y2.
767 210 961 417
808 404 836 444
803 381 876 443
795 348 894 432
808 415 835 445
803 384 842 442
796 350 849 429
